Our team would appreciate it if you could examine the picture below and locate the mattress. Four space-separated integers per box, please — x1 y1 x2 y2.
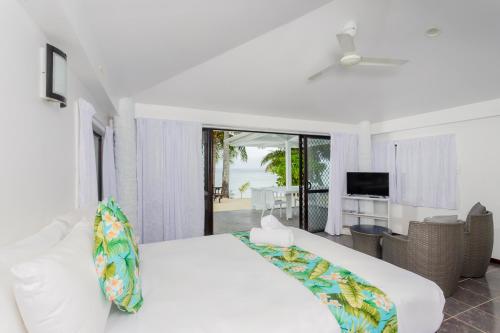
105 228 444 333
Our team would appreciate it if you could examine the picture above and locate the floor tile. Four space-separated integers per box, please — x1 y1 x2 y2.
488 263 500 273
456 308 500 333
477 270 500 290
444 297 472 316
451 287 490 307
214 208 299 234
459 279 500 298
477 299 500 318
437 318 482 332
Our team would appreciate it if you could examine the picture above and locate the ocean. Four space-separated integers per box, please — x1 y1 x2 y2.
214 168 278 198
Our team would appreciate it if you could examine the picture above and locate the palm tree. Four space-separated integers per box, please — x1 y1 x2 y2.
261 144 329 187
213 131 247 198
260 148 300 186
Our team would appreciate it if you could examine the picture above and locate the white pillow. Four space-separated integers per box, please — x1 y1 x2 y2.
0 220 69 267
54 205 97 230
0 220 70 333
0 267 28 333
11 222 111 333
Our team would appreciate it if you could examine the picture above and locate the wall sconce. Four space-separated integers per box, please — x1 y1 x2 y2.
41 44 67 108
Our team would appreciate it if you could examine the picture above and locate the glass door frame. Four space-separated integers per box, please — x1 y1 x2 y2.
202 126 310 236
202 128 214 236
299 134 331 232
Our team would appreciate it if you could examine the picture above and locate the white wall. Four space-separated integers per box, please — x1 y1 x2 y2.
0 0 109 246
115 103 367 232
372 99 500 258
114 98 137 225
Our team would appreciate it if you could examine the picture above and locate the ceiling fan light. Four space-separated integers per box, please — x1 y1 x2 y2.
425 27 441 38
340 54 361 66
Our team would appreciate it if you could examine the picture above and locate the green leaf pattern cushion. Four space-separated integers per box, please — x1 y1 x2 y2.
93 198 143 313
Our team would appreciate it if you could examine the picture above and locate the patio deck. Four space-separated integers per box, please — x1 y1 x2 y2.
214 207 300 234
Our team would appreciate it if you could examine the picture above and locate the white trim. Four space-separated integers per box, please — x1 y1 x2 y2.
371 98 500 135
92 117 106 135
135 103 358 135
74 101 80 208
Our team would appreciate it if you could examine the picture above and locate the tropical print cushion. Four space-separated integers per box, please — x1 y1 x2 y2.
93 198 143 313
234 231 397 333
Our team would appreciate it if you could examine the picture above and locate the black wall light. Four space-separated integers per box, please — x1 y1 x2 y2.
41 44 67 108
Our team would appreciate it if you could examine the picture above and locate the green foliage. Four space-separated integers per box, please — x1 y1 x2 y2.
283 248 299 262
382 316 398 333
339 277 364 308
306 142 330 188
105 262 116 280
260 143 330 187
108 239 131 257
260 148 300 186
213 130 248 163
238 181 250 198
309 260 330 280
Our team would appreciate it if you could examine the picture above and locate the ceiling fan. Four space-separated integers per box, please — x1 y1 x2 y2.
308 21 408 81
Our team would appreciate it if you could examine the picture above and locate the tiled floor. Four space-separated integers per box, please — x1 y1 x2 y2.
214 208 300 234
318 233 500 333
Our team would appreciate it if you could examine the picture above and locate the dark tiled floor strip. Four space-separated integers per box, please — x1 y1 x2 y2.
317 233 500 333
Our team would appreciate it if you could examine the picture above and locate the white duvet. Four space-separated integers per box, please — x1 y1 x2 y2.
106 228 444 333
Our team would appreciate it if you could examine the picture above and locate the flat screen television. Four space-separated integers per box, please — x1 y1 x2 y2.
346 172 389 197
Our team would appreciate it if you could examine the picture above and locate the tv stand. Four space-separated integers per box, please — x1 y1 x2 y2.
341 195 390 228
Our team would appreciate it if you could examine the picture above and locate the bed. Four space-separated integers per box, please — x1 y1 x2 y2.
105 227 445 333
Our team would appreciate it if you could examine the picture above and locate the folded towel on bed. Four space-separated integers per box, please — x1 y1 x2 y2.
249 227 294 247
261 215 286 230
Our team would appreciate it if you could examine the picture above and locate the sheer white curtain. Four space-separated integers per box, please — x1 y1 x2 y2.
325 133 359 235
371 141 397 201
77 98 98 208
102 126 117 200
136 118 204 243
395 135 457 209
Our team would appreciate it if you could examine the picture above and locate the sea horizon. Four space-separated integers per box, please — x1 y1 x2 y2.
214 167 278 198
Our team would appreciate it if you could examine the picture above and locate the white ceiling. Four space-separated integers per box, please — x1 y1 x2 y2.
132 0 500 123
76 0 332 96
30 0 500 123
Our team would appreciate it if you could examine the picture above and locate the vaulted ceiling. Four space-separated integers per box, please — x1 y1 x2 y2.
74 0 332 96
23 0 500 122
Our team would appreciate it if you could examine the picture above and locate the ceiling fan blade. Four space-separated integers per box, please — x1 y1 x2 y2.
308 63 337 81
358 57 408 66
336 33 356 54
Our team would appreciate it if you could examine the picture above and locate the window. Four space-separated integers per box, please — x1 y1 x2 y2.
372 134 457 209
93 130 103 201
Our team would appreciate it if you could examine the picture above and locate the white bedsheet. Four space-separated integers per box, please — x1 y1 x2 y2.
105 228 444 333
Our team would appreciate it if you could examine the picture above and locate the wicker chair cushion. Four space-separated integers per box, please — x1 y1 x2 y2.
423 215 458 223
467 202 487 222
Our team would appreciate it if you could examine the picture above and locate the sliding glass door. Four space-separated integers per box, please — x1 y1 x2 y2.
203 129 330 235
202 128 214 235
300 135 331 232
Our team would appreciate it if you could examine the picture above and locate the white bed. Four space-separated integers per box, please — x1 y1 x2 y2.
105 227 445 333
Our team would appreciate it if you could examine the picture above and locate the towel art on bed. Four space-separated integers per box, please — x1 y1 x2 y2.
233 232 398 333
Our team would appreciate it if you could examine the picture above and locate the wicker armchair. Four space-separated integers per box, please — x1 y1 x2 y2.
382 233 409 270
382 221 465 297
351 229 382 258
462 212 494 278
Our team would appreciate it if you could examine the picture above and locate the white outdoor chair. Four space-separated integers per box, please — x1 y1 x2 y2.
261 189 284 218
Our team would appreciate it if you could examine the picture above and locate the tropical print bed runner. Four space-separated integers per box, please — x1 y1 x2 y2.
233 232 397 333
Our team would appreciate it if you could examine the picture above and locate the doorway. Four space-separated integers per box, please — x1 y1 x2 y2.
203 128 330 235
299 135 331 233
